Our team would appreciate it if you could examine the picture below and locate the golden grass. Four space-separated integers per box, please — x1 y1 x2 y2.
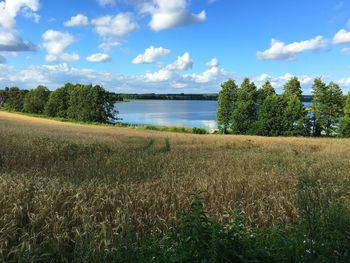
1 111 350 259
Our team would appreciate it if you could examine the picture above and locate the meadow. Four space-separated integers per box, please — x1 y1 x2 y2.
1 111 350 262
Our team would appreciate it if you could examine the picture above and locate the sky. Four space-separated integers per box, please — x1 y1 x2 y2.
1 0 350 94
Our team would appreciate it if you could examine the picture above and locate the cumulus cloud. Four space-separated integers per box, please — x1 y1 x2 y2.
338 78 350 88
86 53 110 63
186 66 222 83
97 0 116 6
42 30 79 62
64 14 89 27
253 73 315 91
0 0 40 29
257 36 327 61
132 45 171 64
205 58 219 68
91 13 138 38
333 29 350 44
0 30 36 51
184 58 223 83
144 52 193 82
0 0 40 54
140 0 206 31
145 68 173 82
166 52 193 71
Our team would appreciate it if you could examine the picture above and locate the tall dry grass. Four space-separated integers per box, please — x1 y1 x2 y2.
0 112 350 261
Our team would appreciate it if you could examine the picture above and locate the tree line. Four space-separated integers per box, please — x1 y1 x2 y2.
0 84 117 123
217 77 350 137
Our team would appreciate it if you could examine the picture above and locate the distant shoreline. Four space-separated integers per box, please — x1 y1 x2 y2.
113 93 314 102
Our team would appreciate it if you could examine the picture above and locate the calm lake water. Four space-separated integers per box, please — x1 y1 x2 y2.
116 100 218 129
116 100 312 129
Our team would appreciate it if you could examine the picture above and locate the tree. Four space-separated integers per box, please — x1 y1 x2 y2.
67 84 117 123
257 81 276 105
231 78 258 134
337 92 350 137
257 94 285 136
4 87 26 111
45 83 73 118
216 79 237 134
282 77 310 136
311 78 327 136
282 76 302 100
23 85 50 114
312 79 343 136
0 89 8 108
283 94 310 136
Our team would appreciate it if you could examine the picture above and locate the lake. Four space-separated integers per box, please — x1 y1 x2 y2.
116 100 218 129
116 100 312 129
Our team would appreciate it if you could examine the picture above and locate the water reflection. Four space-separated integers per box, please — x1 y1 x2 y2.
116 100 218 129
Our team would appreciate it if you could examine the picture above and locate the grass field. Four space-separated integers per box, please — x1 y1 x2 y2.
1 111 350 262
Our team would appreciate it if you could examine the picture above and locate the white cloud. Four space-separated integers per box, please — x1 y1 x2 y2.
0 0 40 29
166 52 193 71
257 36 327 61
205 58 219 68
333 29 350 44
140 0 206 31
97 0 116 6
0 0 39 54
60 53 80 62
253 73 315 91
86 53 110 63
184 58 223 83
91 13 138 38
145 68 173 82
132 45 171 64
186 66 222 83
0 30 36 51
338 77 350 87
64 14 89 27
98 41 120 52
42 30 79 62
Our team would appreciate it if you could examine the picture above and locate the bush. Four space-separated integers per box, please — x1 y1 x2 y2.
192 127 208 134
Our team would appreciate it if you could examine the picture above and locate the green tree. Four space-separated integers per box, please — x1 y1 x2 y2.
216 79 237 134
257 94 285 136
283 76 302 100
231 78 258 134
4 87 26 111
312 79 343 136
311 78 327 136
257 80 276 105
0 89 8 107
67 84 117 123
283 94 310 136
282 77 310 136
337 92 350 137
23 85 50 114
45 83 74 118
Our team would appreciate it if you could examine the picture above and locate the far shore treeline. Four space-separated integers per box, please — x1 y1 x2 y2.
1 77 350 137
217 77 350 137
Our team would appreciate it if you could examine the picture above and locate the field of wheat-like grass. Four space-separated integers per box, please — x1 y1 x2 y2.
1 111 350 262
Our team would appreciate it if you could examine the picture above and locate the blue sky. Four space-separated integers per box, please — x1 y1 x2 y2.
1 0 350 94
